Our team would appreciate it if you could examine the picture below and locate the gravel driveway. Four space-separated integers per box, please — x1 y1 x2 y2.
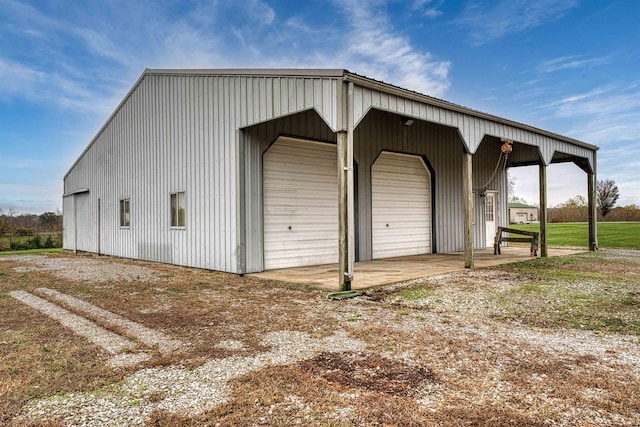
2 250 639 426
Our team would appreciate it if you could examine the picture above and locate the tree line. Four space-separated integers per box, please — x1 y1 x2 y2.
0 209 63 251
549 179 639 222
0 209 62 235
511 177 640 223
549 197 640 223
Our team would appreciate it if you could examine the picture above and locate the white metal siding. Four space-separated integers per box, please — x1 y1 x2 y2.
63 73 340 273
74 193 94 251
62 195 74 251
371 152 431 259
353 109 464 258
263 137 338 269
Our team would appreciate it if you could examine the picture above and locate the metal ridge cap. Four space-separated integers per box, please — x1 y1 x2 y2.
144 68 347 78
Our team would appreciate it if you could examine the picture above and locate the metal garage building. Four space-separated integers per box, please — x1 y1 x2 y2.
63 69 598 289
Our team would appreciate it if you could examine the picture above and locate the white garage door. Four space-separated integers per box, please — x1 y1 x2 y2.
263 137 338 270
372 152 431 259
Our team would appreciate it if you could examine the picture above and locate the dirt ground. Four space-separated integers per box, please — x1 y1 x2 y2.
1 250 639 426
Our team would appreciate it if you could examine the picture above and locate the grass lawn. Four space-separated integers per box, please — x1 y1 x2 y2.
510 221 640 249
0 233 62 252
496 253 640 335
0 248 63 256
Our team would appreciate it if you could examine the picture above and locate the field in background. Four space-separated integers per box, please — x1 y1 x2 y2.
0 232 62 252
0 248 63 256
511 222 640 249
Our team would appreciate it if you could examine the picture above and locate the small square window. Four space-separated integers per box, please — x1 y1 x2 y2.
120 198 130 227
170 192 185 227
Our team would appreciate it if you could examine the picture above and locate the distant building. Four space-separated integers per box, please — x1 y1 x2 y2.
509 203 539 223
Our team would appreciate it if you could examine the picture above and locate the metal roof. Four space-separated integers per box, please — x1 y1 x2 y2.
508 202 539 209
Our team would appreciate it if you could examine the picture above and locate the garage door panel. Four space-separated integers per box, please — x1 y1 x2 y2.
263 137 338 270
372 152 431 259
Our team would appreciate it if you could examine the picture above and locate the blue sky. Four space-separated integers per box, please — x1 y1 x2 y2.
0 0 638 213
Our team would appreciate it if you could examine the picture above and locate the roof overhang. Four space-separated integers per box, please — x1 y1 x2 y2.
63 188 90 197
342 72 598 152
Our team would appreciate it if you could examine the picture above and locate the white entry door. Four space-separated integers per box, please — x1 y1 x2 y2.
485 192 497 247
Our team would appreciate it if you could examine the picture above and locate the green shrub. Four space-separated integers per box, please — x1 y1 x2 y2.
44 234 54 248
15 227 36 236
27 235 41 249
10 240 28 250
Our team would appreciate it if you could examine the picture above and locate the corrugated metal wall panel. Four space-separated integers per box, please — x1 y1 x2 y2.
74 193 94 252
62 195 74 250
472 137 509 249
63 73 341 273
351 109 508 259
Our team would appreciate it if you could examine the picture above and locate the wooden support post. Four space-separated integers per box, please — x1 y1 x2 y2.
346 82 355 284
588 170 598 251
463 151 474 268
97 198 101 256
337 130 351 291
73 195 77 254
539 163 548 258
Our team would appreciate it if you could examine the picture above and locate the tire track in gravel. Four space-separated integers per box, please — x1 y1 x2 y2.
9 290 153 368
34 287 182 353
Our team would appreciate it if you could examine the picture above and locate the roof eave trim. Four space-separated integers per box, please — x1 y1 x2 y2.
63 70 149 179
145 68 347 78
63 188 90 197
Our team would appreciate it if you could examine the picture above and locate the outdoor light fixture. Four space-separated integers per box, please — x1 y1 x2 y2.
401 117 414 126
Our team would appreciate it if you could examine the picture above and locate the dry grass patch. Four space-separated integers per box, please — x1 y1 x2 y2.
299 351 438 397
150 357 435 426
3 250 640 425
495 251 640 334
0 297 124 424
383 250 640 336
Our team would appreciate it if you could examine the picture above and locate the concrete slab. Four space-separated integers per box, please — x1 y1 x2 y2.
250 246 585 290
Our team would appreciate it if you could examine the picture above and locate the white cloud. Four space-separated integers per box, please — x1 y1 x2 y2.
247 0 275 25
1 157 43 170
332 0 450 97
70 27 134 66
424 8 443 18
537 55 611 73
0 0 455 212
0 57 127 117
0 58 47 100
0 182 62 214
458 0 578 43
412 0 443 17
542 85 640 145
